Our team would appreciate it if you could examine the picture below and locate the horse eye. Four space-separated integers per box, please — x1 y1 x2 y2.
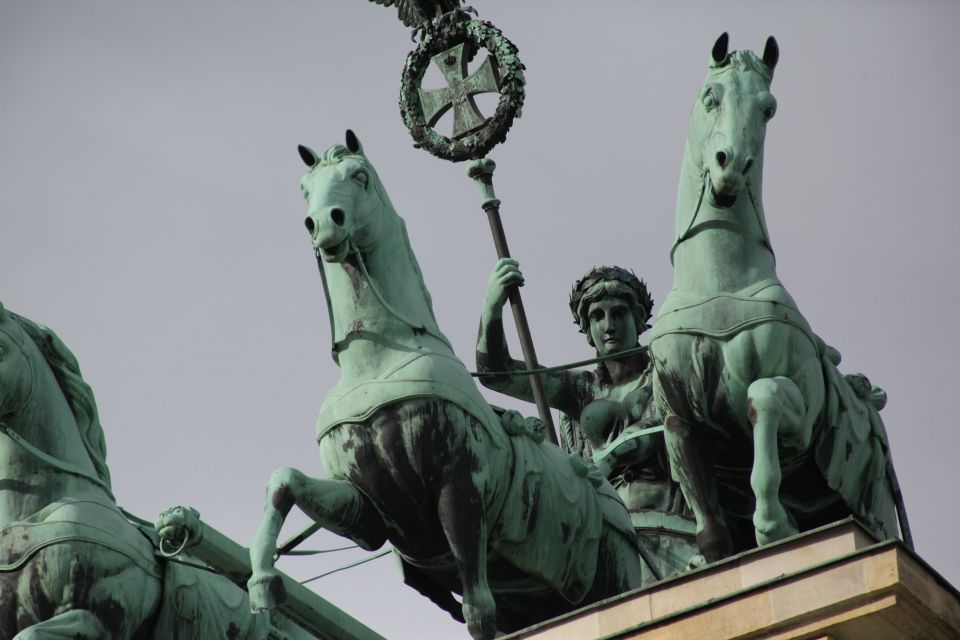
763 106 776 121
702 92 718 111
353 170 369 188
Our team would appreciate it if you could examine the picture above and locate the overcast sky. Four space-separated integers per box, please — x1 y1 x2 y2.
2 2 959 638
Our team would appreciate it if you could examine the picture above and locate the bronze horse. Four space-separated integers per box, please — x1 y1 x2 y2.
651 34 905 564
247 131 643 640
0 305 304 639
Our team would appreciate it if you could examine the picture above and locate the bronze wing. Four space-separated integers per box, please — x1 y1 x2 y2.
368 0 462 29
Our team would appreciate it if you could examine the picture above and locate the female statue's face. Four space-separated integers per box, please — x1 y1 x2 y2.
587 297 638 356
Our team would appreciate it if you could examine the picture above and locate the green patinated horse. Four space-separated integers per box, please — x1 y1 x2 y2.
247 131 642 640
650 34 905 564
0 306 304 640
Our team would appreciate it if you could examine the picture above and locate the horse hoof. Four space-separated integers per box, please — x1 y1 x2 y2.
754 510 798 546
686 553 708 571
465 612 497 640
247 572 287 612
463 593 497 640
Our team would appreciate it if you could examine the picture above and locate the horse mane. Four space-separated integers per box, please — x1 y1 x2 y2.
397 216 440 323
10 313 112 491
712 50 773 82
314 143 355 167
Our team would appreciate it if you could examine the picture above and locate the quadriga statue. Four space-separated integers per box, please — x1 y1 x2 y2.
0 305 311 640
246 131 643 640
650 33 906 565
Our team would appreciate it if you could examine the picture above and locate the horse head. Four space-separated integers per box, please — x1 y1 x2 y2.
298 130 393 262
690 33 779 209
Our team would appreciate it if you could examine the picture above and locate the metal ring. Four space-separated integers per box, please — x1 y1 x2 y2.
158 529 190 558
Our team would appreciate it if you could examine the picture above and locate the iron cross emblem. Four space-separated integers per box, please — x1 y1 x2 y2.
418 43 501 140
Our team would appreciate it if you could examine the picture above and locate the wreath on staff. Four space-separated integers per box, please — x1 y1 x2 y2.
400 11 526 162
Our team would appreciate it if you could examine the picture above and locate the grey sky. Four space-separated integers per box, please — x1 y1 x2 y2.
2 2 958 638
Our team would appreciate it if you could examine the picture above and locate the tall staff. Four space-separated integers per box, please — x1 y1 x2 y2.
397 9 558 442
467 159 556 442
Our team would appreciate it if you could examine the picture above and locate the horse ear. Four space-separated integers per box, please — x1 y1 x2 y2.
712 32 729 64
345 129 363 154
762 36 779 71
298 144 319 167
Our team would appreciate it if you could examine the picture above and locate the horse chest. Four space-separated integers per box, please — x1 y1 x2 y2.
322 411 446 521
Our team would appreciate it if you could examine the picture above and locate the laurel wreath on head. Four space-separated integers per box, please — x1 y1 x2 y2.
399 11 526 162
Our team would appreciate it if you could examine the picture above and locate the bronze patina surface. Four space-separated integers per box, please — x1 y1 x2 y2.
247 132 643 640
650 34 907 566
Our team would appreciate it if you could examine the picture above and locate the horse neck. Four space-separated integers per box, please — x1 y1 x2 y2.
671 142 777 295
0 363 108 524
325 210 453 372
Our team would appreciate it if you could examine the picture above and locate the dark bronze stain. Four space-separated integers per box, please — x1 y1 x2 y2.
0 576 17 638
68 555 95 608
271 484 294 512
342 258 363 294
91 596 125 636
815 427 835 472
27 560 54 622
266 577 287 606
658 368 695 425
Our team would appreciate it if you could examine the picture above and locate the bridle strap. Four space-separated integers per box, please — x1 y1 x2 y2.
669 171 709 266
746 179 776 261
0 421 115 500
669 172 775 265
348 240 454 351
315 248 341 364
314 241 455 359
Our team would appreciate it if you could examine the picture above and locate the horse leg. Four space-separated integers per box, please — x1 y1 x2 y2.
590 526 645 596
664 416 732 564
437 477 496 640
248 466 388 611
747 376 809 546
13 610 107 640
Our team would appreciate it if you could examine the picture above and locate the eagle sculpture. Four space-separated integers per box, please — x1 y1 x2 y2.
369 0 464 28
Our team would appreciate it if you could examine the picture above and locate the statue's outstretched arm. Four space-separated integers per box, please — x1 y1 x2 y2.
475 258 582 418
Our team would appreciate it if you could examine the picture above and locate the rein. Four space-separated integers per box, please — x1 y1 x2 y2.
349 240 454 351
470 345 648 378
0 421 115 500
669 171 775 265
315 248 340 364
669 171 709 266
745 180 775 259
313 242 454 364
313 246 650 378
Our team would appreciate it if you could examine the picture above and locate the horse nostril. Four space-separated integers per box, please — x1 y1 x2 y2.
304 217 316 234
716 150 728 168
330 208 345 226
